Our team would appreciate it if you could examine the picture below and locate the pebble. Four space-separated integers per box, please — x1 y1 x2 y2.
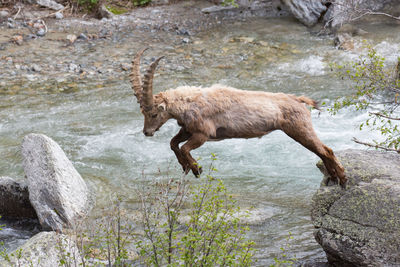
7 22 14 28
120 63 131 71
37 28 46 37
27 34 37 39
177 28 190 36
78 33 88 40
11 35 23 46
33 22 43 29
68 63 79 72
182 37 190 44
66 34 77 44
55 12 63 19
31 64 42 72
26 74 37 81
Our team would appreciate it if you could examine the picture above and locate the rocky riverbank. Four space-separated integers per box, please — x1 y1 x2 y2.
0 0 398 95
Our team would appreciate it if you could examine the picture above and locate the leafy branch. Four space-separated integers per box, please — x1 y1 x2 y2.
330 43 400 153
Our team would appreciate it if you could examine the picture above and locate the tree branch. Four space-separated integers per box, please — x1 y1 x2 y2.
352 137 400 153
369 112 400 120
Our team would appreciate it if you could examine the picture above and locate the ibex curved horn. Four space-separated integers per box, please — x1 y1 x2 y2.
130 48 148 105
142 56 164 111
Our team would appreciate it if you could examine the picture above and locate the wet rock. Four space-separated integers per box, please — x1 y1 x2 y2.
1 231 81 266
0 177 37 219
334 33 354 51
21 133 92 232
33 0 64 10
312 149 400 266
282 0 326 27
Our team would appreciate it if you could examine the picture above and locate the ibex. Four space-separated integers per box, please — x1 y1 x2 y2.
131 48 347 186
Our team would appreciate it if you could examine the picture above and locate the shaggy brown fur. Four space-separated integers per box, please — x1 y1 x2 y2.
131 50 347 187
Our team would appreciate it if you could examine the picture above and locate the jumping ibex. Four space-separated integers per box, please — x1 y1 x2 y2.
131 48 347 186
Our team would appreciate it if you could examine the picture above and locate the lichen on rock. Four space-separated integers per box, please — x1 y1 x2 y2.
312 149 400 266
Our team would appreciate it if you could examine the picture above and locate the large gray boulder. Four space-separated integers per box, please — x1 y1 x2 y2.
21 133 91 232
0 177 37 219
0 231 81 267
281 0 326 26
312 149 400 266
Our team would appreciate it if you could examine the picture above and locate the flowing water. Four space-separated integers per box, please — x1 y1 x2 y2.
0 15 399 265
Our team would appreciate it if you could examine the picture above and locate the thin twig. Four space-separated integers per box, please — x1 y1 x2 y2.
353 10 400 21
13 6 20 20
352 137 400 153
36 5 67 20
369 112 400 120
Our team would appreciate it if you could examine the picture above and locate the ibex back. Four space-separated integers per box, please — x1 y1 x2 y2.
130 48 347 187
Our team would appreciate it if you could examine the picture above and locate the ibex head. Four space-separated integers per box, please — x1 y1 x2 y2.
131 48 171 136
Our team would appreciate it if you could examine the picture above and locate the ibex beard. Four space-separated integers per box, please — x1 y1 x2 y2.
130 48 347 187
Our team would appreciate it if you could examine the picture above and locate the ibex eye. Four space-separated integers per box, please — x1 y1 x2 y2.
152 114 158 118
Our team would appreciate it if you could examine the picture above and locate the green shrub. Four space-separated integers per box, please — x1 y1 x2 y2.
330 43 400 153
136 158 255 266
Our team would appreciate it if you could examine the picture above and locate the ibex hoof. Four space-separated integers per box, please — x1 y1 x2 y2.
192 166 202 178
339 177 348 189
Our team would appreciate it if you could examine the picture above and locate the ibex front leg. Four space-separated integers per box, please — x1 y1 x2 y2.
181 132 208 177
170 128 191 172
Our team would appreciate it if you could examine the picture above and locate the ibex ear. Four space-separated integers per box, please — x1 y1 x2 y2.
158 102 166 111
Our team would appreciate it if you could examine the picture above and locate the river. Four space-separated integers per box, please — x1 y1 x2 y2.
0 13 399 265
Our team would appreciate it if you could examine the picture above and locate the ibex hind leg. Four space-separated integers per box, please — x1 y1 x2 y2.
181 133 208 177
281 120 347 187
